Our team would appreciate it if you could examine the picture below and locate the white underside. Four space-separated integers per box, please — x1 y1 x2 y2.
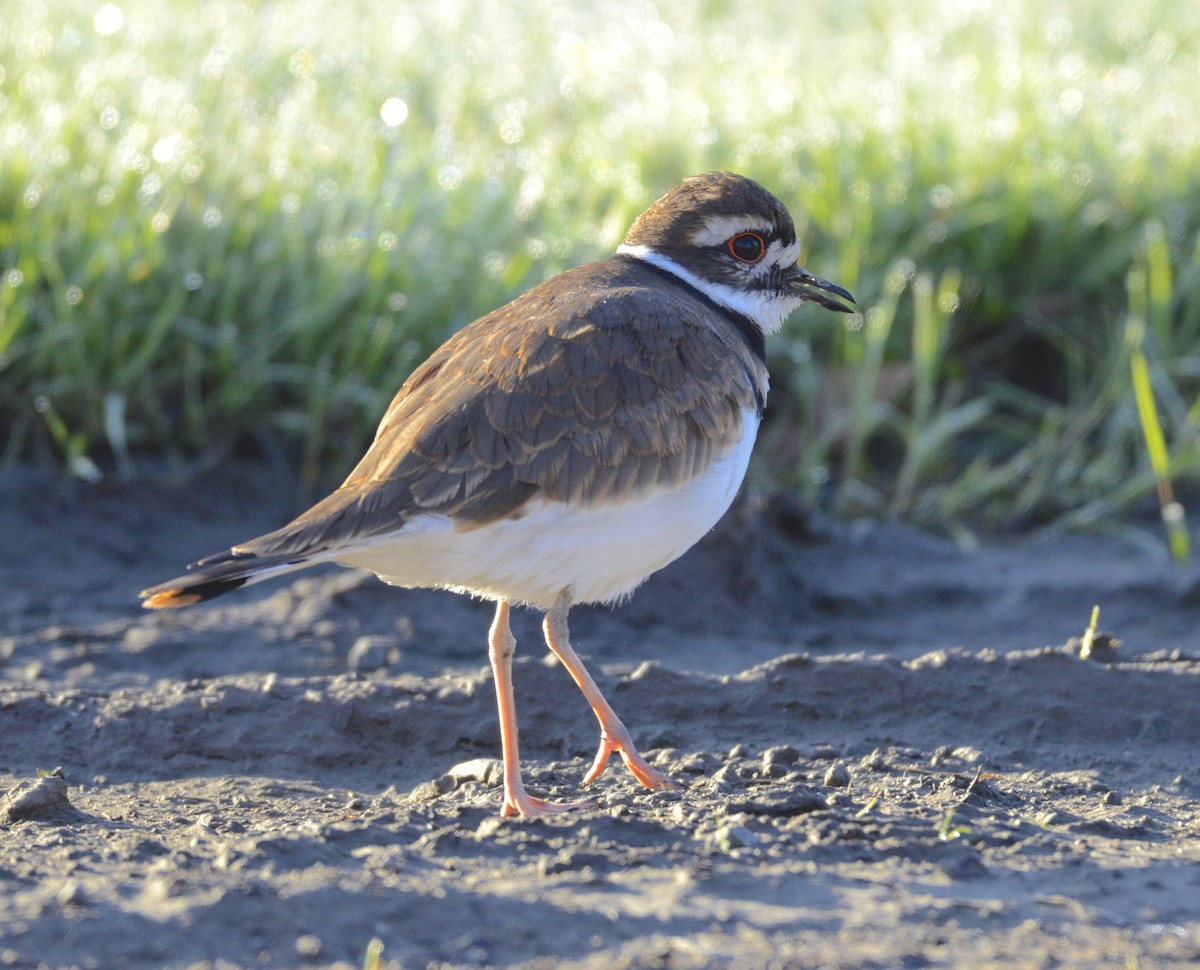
332 410 760 610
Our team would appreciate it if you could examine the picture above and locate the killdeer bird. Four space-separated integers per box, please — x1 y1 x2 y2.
141 172 855 817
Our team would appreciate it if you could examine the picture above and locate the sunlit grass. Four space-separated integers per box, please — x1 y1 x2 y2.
1126 233 1192 560
2 0 1200 539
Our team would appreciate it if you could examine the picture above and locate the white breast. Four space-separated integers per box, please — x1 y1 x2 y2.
334 410 760 610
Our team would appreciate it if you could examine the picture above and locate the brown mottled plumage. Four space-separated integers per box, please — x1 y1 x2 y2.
141 172 854 816
223 257 766 564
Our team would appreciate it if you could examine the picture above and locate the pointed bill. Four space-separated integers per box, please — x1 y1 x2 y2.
789 267 856 313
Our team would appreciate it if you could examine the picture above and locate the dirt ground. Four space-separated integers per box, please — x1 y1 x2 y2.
2 464 1199 969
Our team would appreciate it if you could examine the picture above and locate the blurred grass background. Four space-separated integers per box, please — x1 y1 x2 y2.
2 0 1199 544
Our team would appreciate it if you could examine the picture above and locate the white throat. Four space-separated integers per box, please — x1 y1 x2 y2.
616 243 792 334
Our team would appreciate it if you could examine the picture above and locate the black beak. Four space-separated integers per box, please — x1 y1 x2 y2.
789 267 856 314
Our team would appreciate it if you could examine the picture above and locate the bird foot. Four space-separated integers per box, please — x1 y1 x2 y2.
501 786 594 818
582 729 677 790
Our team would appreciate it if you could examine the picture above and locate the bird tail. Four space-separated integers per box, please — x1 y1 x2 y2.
139 550 313 609
139 482 402 609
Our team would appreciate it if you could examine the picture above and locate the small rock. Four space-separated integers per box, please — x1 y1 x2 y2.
672 752 710 775
295 934 322 959
823 761 851 788
2 774 75 824
708 823 759 852
712 762 757 784
347 635 402 673
628 660 661 680
446 758 503 788
1070 632 1121 662
409 776 456 801
763 745 801 768
726 787 826 817
939 849 989 881
723 825 759 848
56 879 87 907
859 748 888 771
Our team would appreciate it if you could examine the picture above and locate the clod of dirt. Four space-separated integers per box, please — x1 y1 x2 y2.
346 634 403 672
409 758 505 802
446 758 504 787
2 772 77 824
823 761 851 787
726 786 827 817
1069 631 1122 662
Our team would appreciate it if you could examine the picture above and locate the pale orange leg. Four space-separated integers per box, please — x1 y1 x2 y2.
543 592 676 791
487 599 592 817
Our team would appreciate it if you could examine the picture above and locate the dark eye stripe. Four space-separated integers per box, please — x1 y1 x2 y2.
727 232 766 263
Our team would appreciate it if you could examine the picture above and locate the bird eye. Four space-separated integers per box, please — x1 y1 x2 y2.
727 232 766 263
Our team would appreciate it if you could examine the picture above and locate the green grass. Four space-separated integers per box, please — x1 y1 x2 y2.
3 0 1200 541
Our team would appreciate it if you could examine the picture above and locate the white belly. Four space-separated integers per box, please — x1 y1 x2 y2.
335 411 759 610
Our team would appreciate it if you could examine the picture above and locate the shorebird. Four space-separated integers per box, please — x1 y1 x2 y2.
141 172 855 816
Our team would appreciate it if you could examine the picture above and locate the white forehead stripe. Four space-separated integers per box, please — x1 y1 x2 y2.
771 239 802 266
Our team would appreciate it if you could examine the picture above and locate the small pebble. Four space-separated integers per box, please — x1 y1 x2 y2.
723 825 758 848
859 749 887 771
347 635 402 673
446 758 503 787
708 823 759 852
409 776 455 801
56 879 87 907
823 761 851 788
295 934 322 958
763 745 801 768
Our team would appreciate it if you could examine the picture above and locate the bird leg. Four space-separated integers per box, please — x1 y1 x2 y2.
543 592 676 791
487 599 592 817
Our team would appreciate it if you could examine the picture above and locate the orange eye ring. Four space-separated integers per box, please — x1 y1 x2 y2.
727 232 767 263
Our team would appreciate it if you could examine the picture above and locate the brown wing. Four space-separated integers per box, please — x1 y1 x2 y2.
237 256 767 559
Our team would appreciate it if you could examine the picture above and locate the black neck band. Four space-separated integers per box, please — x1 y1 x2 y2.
627 255 767 367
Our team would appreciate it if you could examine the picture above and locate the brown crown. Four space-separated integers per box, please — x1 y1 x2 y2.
622 172 797 251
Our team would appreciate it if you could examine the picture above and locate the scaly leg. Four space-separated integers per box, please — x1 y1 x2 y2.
487 599 591 817
542 591 676 790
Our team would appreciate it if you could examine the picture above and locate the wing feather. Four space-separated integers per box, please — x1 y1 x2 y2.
237 257 767 560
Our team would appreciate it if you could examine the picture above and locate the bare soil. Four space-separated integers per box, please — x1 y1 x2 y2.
2 465 1199 969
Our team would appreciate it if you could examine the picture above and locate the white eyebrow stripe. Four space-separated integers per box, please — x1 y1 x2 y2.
688 214 770 247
